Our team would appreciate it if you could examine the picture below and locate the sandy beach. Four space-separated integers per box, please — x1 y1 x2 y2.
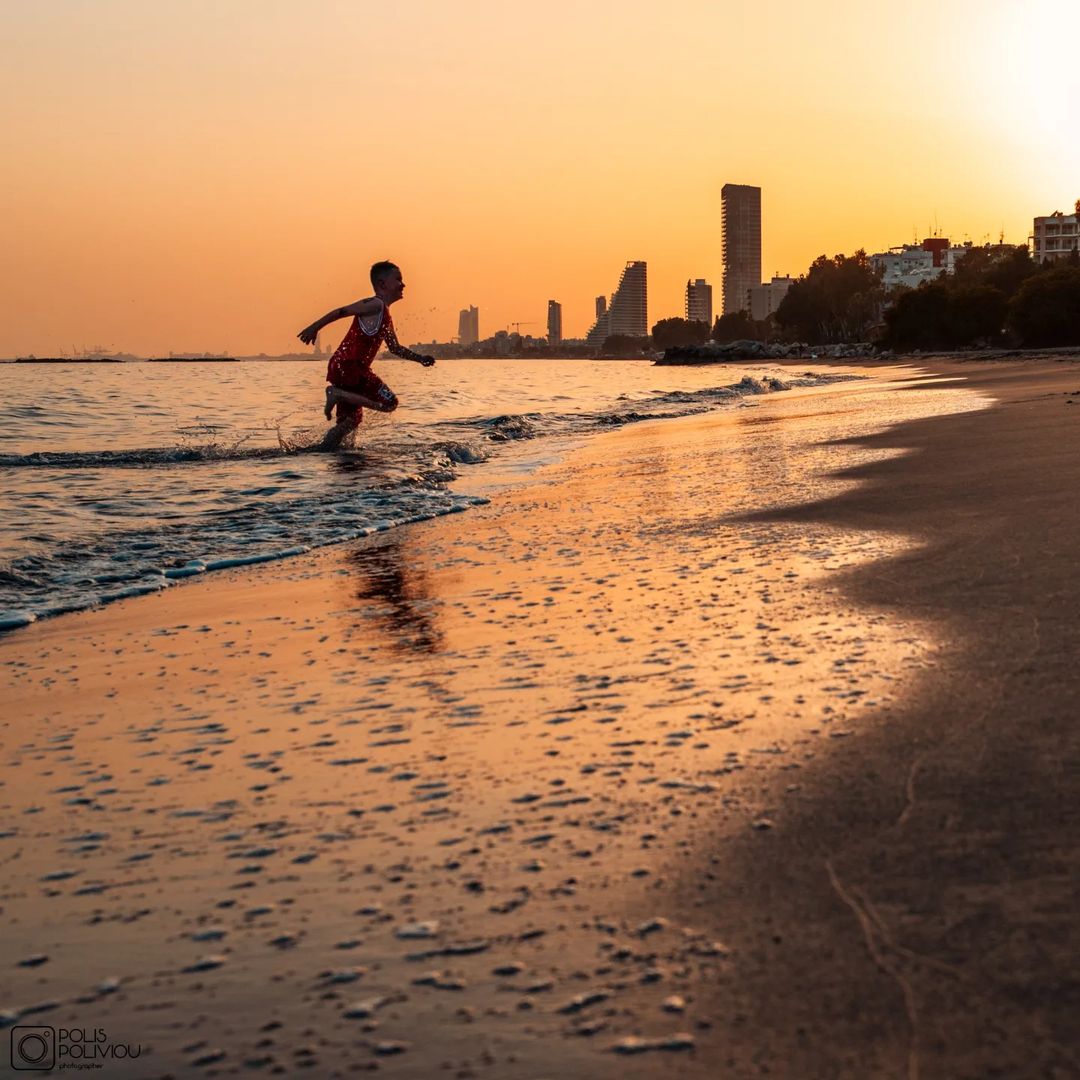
3 358 1079 1079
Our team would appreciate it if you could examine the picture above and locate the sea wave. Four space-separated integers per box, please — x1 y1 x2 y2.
0 445 290 469
0 486 491 629
0 369 862 630
0 373 856 472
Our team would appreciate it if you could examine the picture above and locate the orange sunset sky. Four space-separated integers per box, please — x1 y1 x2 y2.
2 0 1078 355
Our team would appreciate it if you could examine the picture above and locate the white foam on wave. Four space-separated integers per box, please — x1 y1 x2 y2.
0 610 36 631
0 495 491 634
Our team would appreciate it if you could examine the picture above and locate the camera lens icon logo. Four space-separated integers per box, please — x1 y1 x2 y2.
12 1026 56 1070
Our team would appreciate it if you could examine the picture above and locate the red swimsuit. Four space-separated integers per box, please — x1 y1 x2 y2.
326 303 424 426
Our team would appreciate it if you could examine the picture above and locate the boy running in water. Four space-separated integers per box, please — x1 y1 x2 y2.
298 261 435 450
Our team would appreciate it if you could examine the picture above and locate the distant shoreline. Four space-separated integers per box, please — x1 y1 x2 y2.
6 355 315 364
6 346 1080 366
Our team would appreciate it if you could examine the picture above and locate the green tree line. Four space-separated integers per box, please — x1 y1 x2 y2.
640 242 1080 353
882 246 1080 349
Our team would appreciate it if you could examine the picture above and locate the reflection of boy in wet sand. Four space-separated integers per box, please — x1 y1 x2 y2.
298 261 435 451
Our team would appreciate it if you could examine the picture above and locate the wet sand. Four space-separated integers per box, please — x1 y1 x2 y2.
1 360 1078 1078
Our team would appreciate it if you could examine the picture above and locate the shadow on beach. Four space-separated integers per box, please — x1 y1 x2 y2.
691 362 1080 1078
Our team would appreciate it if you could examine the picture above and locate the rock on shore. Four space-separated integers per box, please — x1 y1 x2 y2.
657 339 877 364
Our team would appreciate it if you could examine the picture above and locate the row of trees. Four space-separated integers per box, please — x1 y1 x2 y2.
775 251 884 343
640 245 1080 353
883 249 1080 349
775 244 1080 349
1008 265 1080 347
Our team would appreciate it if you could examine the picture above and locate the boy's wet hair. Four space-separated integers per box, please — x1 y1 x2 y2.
370 261 400 288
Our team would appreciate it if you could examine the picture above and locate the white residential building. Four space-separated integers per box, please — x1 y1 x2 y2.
749 276 794 321
1032 210 1079 264
870 238 1023 291
685 278 713 327
869 238 950 291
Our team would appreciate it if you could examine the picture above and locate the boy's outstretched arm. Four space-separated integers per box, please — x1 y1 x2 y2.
297 298 384 346
383 321 436 366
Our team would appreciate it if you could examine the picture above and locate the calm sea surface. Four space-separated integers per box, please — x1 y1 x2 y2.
0 358 853 629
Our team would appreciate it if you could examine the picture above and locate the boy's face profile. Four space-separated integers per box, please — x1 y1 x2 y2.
375 267 406 303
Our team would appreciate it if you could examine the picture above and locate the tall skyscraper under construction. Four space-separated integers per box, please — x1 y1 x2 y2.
722 184 761 315
586 261 647 345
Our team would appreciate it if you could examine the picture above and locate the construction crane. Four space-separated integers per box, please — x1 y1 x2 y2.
508 321 536 333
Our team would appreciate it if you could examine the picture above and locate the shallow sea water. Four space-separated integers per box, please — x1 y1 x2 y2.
0 358 858 627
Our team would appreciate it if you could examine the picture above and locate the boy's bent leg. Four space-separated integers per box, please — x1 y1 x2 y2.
333 386 385 412
363 374 399 413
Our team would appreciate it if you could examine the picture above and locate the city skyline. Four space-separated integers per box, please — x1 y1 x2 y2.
4 210 1058 356
2 1 1078 354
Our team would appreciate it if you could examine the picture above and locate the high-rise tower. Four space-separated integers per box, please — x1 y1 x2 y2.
457 306 479 345
722 184 761 315
547 301 563 345
586 262 647 345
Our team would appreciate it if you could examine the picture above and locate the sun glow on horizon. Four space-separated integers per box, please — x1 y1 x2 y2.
0 0 1076 354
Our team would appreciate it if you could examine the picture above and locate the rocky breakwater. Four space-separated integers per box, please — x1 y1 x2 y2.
657 339 877 365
